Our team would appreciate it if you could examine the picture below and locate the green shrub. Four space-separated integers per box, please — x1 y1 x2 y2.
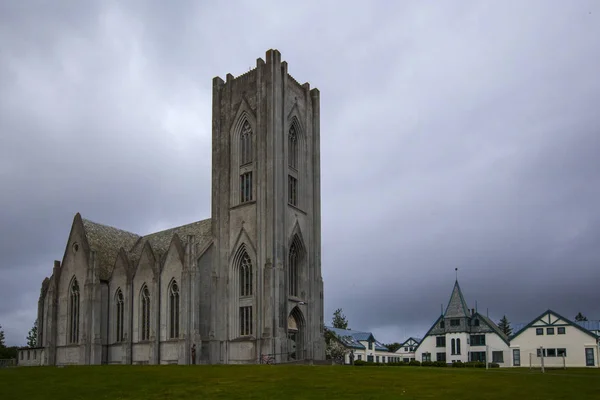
452 361 465 368
421 361 434 367
488 363 500 368
433 361 448 367
409 360 421 367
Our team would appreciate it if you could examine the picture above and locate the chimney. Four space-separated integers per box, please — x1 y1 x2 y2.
471 308 475 316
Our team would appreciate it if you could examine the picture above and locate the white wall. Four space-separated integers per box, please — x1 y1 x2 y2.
510 322 599 368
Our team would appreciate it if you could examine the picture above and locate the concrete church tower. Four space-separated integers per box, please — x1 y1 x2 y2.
211 49 325 363
26 49 325 366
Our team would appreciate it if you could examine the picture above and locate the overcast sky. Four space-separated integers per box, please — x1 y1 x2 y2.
1 0 600 346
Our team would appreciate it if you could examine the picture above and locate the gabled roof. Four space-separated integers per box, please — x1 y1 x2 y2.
444 280 471 318
400 337 421 346
473 312 509 344
510 309 599 340
128 218 212 266
82 217 140 280
325 326 389 351
79 214 212 280
576 320 600 332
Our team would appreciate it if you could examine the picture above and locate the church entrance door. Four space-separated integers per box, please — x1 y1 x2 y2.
287 307 305 361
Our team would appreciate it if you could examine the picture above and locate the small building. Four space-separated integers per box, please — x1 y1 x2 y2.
414 279 510 366
325 326 399 364
16 347 44 367
395 337 420 362
509 310 599 368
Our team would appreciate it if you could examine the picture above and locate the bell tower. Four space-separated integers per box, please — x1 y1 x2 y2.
210 49 325 363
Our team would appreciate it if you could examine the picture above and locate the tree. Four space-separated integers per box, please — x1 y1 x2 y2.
575 312 588 321
497 315 512 336
27 320 38 347
332 308 349 329
0 324 5 348
324 328 351 363
385 342 402 353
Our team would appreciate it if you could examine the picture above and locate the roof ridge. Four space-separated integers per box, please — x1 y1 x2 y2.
82 217 141 237
139 218 211 238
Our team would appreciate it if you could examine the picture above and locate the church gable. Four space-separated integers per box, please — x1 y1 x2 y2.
80 215 140 281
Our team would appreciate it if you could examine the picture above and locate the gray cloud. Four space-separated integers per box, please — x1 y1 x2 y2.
1 0 600 346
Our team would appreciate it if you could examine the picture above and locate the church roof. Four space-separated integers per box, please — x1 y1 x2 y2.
80 215 212 280
82 218 141 280
128 218 212 265
444 280 471 319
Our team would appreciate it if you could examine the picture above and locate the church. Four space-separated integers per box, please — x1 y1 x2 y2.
33 49 326 365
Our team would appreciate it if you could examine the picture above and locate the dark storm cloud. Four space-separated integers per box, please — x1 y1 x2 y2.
1 0 600 346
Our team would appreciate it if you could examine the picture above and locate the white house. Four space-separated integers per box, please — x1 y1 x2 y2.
509 310 599 368
325 326 400 364
395 337 420 362
414 280 510 366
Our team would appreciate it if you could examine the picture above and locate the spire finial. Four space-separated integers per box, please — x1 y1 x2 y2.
455 267 458 281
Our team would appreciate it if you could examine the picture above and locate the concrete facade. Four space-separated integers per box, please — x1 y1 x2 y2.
30 49 325 366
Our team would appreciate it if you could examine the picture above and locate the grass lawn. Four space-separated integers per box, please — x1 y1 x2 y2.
1 365 599 399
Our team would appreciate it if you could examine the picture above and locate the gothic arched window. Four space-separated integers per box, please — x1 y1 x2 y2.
115 289 124 342
240 120 252 166
289 124 298 169
169 280 180 339
239 253 253 297
289 241 299 297
69 277 80 344
451 338 456 355
456 338 461 355
140 285 150 341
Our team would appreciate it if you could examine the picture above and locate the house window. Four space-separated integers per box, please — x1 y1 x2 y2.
436 352 446 362
456 338 461 355
513 349 521 366
473 319 480 326
357 355 362 361
422 353 431 362
27 350 30 360
440 320 445 328
470 351 486 362
169 280 180 339
367 355 374 362
115 289 125 342
558 327 566 334
140 285 151 341
492 351 504 363
369 341 373 350
404 347 408 352
382 356 386 363
239 253 253 297
240 306 253 336
436 336 446 347
547 349 556 357
470 335 486 346
451 339 456 355
410 347 415 352
585 348 595 366
240 172 253 203
536 328 543 335
69 277 80 344
557 348 567 357
536 349 546 357
288 124 298 169
375 356 380 363
546 327 554 335
288 175 298 206
450 319 460 327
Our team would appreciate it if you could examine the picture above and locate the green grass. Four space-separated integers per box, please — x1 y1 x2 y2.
1 365 599 399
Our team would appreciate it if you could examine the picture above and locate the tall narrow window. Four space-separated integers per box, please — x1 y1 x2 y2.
115 289 124 342
456 338 461 355
289 125 298 169
69 278 80 343
240 120 252 165
288 175 297 206
240 172 253 203
239 253 253 297
141 285 150 341
240 306 253 336
169 281 180 339
451 338 456 355
289 241 299 297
